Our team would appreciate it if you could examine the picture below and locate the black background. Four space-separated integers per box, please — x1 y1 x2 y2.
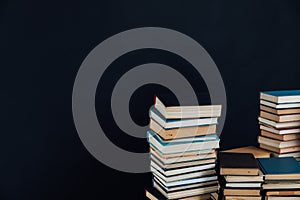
2 0 300 199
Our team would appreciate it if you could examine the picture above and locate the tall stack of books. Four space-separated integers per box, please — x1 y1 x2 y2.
218 152 263 200
258 90 300 162
258 157 300 199
146 96 222 200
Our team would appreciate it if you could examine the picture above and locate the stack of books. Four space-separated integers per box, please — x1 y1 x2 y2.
258 90 300 162
258 157 300 199
219 152 263 200
146 96 222 200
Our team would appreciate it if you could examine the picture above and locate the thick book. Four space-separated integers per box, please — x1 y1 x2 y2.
260 130 300 141
260 111 300 122
149 119 217 140
257 157 300 180
260 124 300 135
222 146 271 158
154 95 221 119
260 100 300 109
263 181 300 190
147 131 219 154
258 117 300 129
258 136 300 148
260 105 300 115
150 107 218 129
219 152 259 176
260 90 300 104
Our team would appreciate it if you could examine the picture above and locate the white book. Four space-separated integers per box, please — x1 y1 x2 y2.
260 125 300 135
226 182 262 188
154 172 217 187
258 117 300 129
260 100 300 109
151 161 215 176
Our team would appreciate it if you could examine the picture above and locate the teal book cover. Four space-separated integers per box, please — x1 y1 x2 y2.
258 157 300 175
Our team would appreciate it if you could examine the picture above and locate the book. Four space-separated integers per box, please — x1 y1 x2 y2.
260 105 300 115
145 187 211 200
153 173 218 187
266 190 300 196
150 146 215 158
260 144 300 154
151 167 216 183
272 152 300 158
150 108 218 129
224 171 264 183
219 152 259 175
225 182 262 188
265 197 300 200
260 111 300 122
222 146 271 158
154 96 222 119
258 117 300 129
148 131 219 154
153 181 218 200
151 155 216 170
260 90 300 104
225 196 261 200
153 177 218 193
149 119 217 140
260 100 300 109
150 148 217 164
263 181 300 189
261 130 300 141
151 161 215 176
257 157 300 180
223 188 261 196
258 136 300 148
260 125 300 135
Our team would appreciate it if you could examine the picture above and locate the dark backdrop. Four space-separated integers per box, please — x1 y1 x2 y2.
2 0 300 199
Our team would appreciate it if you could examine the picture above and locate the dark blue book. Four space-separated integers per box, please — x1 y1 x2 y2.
261 90 300 104
257 157 300 180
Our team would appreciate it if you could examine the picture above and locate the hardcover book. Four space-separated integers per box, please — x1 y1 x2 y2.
219 152 259 175
258 157 300 180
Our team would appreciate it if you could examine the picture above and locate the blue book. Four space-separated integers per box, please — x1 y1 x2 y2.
149 107 218 129
261 90 300 104
147 130 219 146
257 157 300 180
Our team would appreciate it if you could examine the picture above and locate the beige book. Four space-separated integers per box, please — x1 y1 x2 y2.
261 111 300 122
258 136 300 148
223 188 260 196
225 196 261 200
149 119 216 140
261 130 300 141
266 190 300 196
260 105 300 115
260 143 300 154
